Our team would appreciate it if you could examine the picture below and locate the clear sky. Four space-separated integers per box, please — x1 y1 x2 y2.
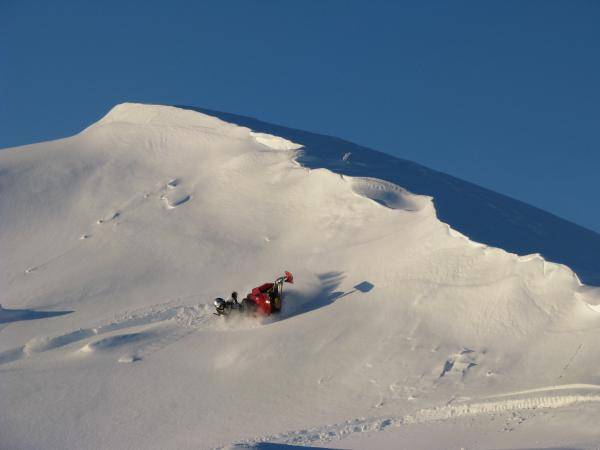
1 1 599 232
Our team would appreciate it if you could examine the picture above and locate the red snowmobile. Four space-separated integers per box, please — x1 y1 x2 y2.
213 271 294 317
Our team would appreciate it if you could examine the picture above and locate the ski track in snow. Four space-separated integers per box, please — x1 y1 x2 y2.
230 390 600 448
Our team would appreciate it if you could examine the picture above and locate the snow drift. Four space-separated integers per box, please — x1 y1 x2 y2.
181 105 600 287
1 103 600 450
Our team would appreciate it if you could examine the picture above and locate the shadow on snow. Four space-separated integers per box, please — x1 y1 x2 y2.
177 105 600 287
0 307 73 324
280 272 373 320
245 444 346 450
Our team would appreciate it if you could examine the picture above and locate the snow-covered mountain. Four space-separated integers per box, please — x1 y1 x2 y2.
180 106 600 288
1 103 600 450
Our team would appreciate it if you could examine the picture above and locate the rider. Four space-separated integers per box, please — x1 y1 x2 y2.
213 291 240 316
216 272 293 316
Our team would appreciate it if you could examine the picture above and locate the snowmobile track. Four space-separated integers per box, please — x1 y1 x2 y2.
0 300 213 367
230 390 600 448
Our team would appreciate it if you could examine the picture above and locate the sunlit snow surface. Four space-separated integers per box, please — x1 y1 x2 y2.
1 103 600 450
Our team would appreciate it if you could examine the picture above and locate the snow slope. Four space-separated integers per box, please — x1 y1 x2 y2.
1 103 600 450
180 106 600 288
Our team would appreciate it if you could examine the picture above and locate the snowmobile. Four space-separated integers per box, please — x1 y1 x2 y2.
213 271 294 317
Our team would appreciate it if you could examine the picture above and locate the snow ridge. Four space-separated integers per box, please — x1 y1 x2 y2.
2 103 600 450
179 105 600 287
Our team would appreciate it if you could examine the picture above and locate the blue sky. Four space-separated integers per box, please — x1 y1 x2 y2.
1 1 599 232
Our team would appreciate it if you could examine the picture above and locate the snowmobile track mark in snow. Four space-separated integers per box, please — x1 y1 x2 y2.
80 332 154 353
233 391 600 448
0 301 213 366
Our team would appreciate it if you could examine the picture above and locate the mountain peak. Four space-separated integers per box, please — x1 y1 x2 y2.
89 102 226 129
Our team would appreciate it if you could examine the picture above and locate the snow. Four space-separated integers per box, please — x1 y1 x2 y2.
249 131 303 151
179 105 600 287
1 103 600 450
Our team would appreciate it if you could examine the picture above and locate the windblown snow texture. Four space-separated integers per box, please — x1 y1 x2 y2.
179 106 600 287
1 103 599 450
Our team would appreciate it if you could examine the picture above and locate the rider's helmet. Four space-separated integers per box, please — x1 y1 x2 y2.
213 298 226 314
